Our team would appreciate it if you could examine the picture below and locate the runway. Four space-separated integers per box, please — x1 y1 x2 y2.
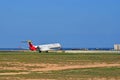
64 50 120 53
0 49 120 53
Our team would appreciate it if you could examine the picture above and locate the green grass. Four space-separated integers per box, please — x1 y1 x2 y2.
0 52 120 64
0 52 120 80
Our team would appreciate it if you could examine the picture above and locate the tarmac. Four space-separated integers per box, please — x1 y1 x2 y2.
64 50 120 53
0 50 120 53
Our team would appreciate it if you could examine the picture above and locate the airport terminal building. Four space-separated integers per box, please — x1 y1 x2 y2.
114 44 120 51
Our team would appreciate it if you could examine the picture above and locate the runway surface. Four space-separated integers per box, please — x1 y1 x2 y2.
64 50 120 53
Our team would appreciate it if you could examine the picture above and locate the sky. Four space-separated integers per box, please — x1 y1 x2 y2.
0 0 120 48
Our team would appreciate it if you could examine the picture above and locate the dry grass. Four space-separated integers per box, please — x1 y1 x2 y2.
0 52 120 80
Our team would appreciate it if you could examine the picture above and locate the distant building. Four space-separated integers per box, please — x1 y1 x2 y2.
114 44 120 51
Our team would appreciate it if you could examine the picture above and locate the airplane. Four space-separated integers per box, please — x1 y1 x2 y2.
23 40 61 53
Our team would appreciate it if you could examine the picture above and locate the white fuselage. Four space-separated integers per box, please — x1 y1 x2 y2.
36 43 61 51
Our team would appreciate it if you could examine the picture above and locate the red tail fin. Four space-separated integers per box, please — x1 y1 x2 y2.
28 42 37 51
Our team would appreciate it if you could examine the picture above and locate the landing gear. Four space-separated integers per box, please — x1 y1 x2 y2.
39 50 41 53
45 51 48 53
37 47 41 53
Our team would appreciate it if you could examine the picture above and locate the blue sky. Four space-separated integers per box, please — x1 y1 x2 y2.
0 0 120 48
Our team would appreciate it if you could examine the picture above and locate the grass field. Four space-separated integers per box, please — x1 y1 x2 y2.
0 51 120 80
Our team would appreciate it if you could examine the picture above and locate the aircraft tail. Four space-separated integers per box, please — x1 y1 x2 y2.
27 40 37 51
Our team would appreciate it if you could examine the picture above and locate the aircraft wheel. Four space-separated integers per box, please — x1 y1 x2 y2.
46 51 48 53
39 50 41 53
